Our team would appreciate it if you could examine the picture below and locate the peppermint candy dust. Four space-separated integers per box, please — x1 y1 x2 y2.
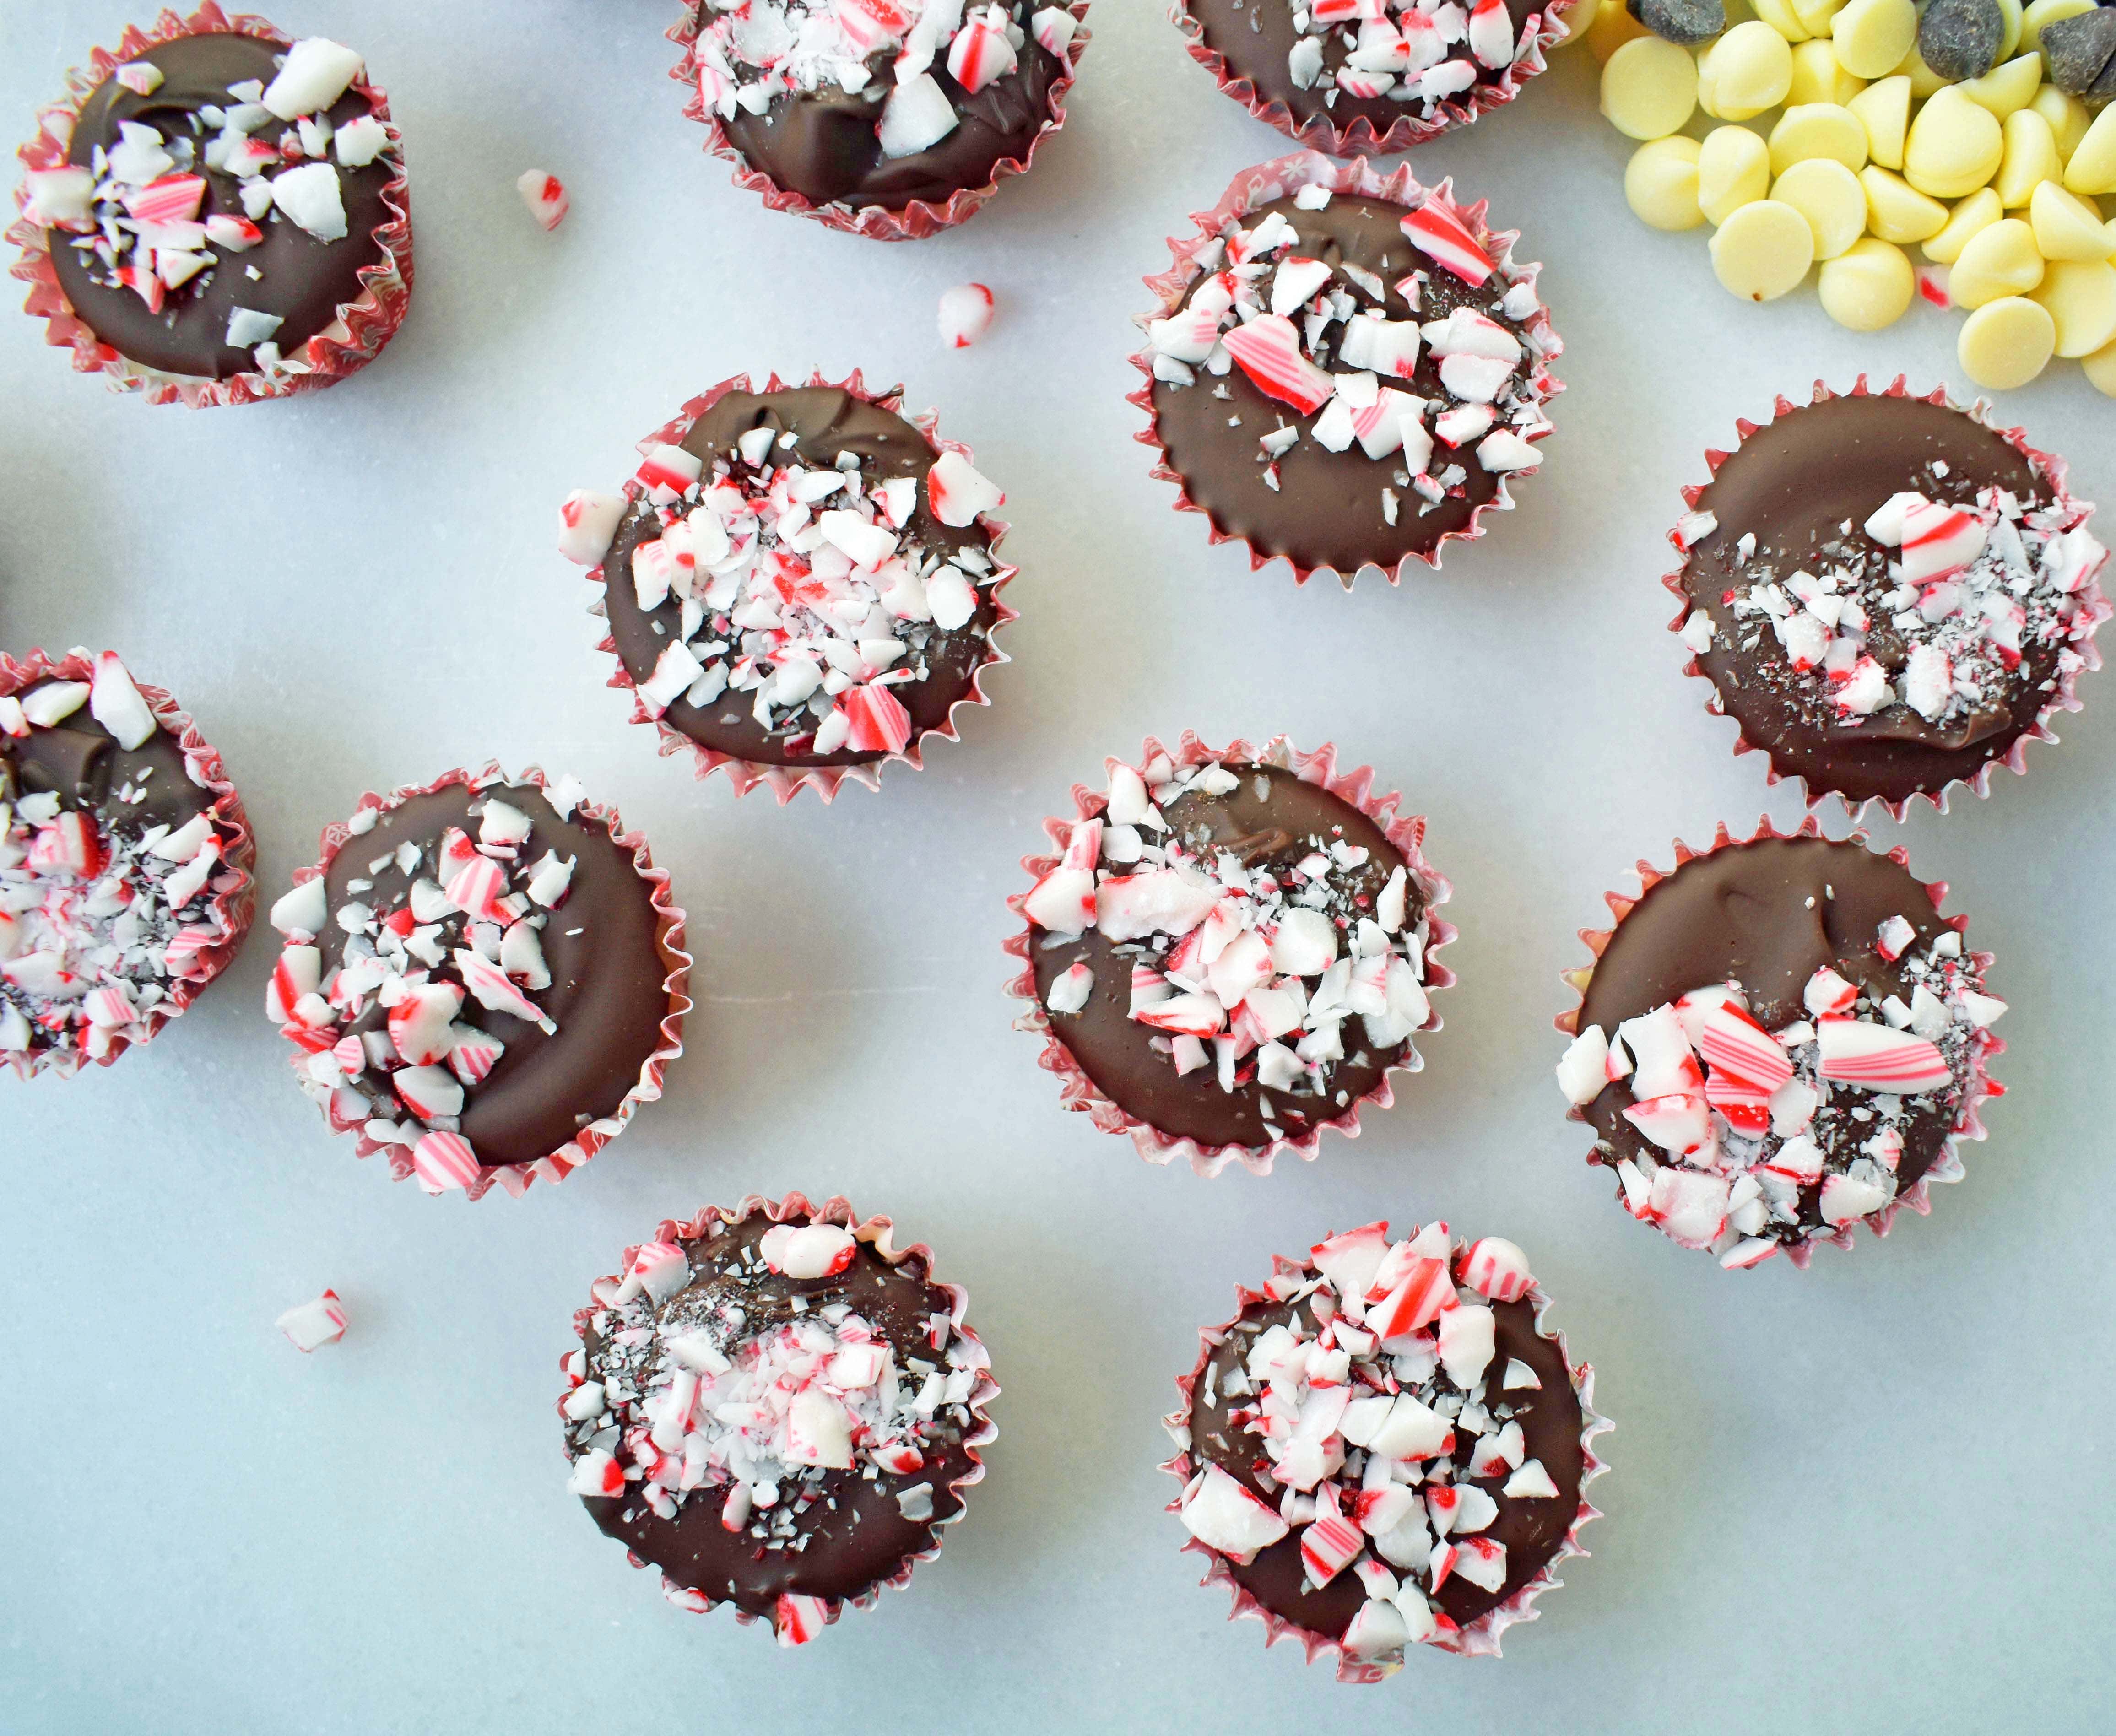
1 655 247 1070
1174 1221 1596 1675
1281 0 1535 118
562 1204 992 1645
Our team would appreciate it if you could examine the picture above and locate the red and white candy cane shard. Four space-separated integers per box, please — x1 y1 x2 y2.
516 169 569 231
1696 1002 1794 1092
124 173 207 224
1467 0 1515 66
947 5 1020 93
1220 314 1337 415
455 947 557 1032
567 1447 626 1498
266 945 320 1024
1456 1237 1532 1303
1368 1256 1456 1338
1299 1485 1364 1589
774 1592 832 1647
938 282 996 348
926 449 1005 527
1023 863 1095 934
1898 498 1991 587
558 489 627 566
1815 1017 1952 1093
637 443 703 502
1804 966 1858 1017
759 1222 856 1279
388 981 462 1066
1400 204 1494 287
838 682 913 754
276 1289 347 1352
411 1130 481 1193
444 854 508 923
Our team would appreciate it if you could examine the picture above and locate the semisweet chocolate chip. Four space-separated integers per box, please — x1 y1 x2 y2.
2043 8 2116 100
1628 0 1728 46
1917 0 2007 84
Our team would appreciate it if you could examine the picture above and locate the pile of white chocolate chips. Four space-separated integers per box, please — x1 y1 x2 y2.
1 657 237 1062
687 0 1079 161
22 38 394 376
1026 757 1433 1136
1148 184 1552 536
1177 1222 1562 1663
1556 916 2007 1265
562 422 1005 760
1675 466 2107 736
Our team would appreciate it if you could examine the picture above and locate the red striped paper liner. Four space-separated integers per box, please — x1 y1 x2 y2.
273 763 691 1202
1160 1229 1611 1680
1663 376 2110 821
0 647 256 1079
579 369 1017 805
666 2 1090 242
1555 814 2006 1270
1131 151 1563 589
1169 0 1566 157
560 1190 998 1640
1003 731 1457 1178
8 3 414 409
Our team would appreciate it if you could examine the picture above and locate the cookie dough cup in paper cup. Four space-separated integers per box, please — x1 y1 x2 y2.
558 1191 997 1645
1664 377 2109 821
1132 151 1561 590
1553 816 2008 1272
560 370 1016 806
1 648 255 1079
667 0 1090 242
1163 1219 1610 1680
1169 0 1567 158
264 763 690 1201
10 4 413 409
1005 732 1455 1179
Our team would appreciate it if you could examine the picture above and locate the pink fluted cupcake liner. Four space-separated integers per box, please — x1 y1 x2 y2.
1 647 255 1079
1664 376 2109 822
1556 815 2005 1270
666 2 1090 241
269 763 690 1201
1131 151 1562 589
559 1190 998 1641
1160 1229 1611 1679
577 368 1017 805
1170 0 1565 156
1004 730 1456 1179
9 3 414 408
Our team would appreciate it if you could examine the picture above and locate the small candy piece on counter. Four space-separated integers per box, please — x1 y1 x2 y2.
277 1289 348 1352
516 170 568 231
939 282 997 347
1631 0 1728 47
1920 0 2007 83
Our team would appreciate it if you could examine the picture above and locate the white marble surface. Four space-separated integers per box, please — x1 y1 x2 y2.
4 4 2113 1732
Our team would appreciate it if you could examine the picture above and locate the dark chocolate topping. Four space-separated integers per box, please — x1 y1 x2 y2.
1 681 208 837
1187 1290 1584 1634
50 32 395 382
1184 0 1542 137
310 784 670 1167
1577 835 1959 1199
1149 195 1529 576
577 1211 975 1615
603 385 998 769
721 12 1066 211
1681 393 2052 806
1029 763 1420 1150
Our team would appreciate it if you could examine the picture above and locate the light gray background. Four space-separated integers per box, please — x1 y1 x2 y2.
3 4 2111 1731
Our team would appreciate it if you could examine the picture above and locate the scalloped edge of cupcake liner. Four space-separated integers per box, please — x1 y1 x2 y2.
1158 1231 1611 1679
1662 374 2111 824
8 1 414 409
666 1 1091 241
1002 730 1457 1179
579 368 1018 806
1168 0 1564 157
0 646 257 1080
271 762 692 1201
1128 149 1563 590
560 1189 999 1643
1553 812 2006 1271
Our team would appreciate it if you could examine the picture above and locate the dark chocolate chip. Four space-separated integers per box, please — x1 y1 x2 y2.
1918 0 2007 84
1629 0 1727 47
2041 8 2116 98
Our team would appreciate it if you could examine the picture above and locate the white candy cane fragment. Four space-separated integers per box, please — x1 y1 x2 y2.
926 449 1004 526
1400 204 1494 287
411 1130 481 1193
1046 962 1093 1015
264 38 365 120
87 652 157 750
879 73 958 158
516 169 568 230
1898 497 1991 586
1804 966 1858 1017
1031 5 1078 54
1555 1024 1611 1104
453 948 557 1033
947 6 1019 94
24 167 96 229
938 282 996 347
276 1289 346 1351
1816 1018 1951 1093
557 491 624 566
637 443 702 503
1180 1462 1290 1562
1456 1237 1532 1302
774 1592 831 1647
1468 0 1515 67
566 1447 625 1498
759 1222 856 1279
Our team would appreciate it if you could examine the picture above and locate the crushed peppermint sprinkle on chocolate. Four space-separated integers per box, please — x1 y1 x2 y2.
1558 922 2004 1267
1280 0 1530 114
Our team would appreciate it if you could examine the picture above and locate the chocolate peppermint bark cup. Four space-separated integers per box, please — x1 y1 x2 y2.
266 766 689 1201
1134 153 1560 588
670 0 1090 240
1007 734 1454 1177
1667 379 2109 817
1555 819 2007 1271
11 7 411 407
560 1193 996 1646
1171 0 1564 156
559 373 1015 804
1 649 254 1078
1166 1220 1609 1680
